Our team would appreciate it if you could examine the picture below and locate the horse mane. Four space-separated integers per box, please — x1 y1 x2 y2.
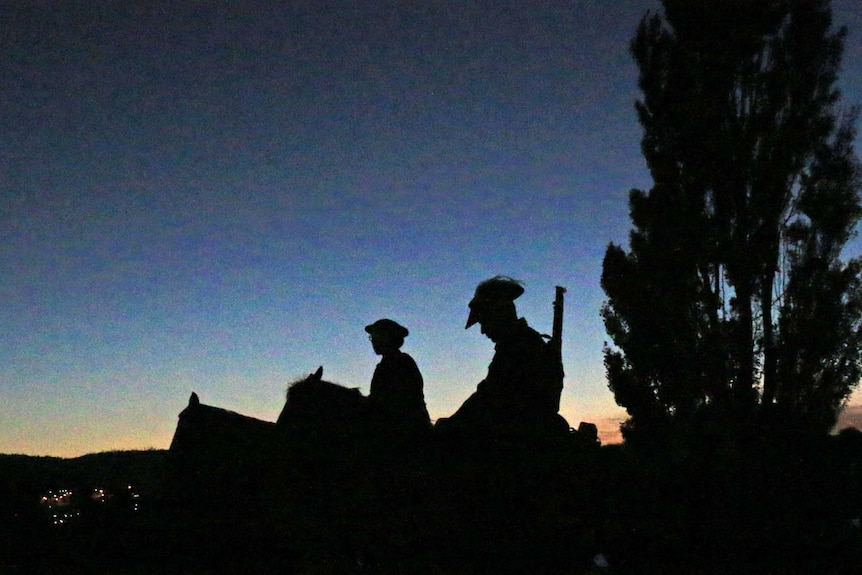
285 373 362 399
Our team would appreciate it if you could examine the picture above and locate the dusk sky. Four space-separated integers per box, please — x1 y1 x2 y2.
3 0 862 457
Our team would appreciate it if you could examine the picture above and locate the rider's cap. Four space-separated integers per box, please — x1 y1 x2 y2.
365 318 409 339
466 276 524 329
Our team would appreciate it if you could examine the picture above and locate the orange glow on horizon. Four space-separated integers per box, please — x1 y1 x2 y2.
14 401 862 458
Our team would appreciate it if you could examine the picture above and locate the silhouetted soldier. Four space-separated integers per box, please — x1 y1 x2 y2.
365 319 431 440
436 276 566 444
358 319 433 567
429 277 569 571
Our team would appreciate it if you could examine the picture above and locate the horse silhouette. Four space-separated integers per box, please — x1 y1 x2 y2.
168 367 372 493
170 391 276 455
277 366 367 441
168 391 278 501
170 367 366 456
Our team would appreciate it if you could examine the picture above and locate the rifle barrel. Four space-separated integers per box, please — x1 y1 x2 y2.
552 285 566 352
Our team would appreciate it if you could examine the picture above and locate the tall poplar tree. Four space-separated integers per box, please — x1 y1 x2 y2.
601 0 862 441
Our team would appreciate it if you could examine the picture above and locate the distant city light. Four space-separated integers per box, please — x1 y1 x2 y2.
38 483 144 525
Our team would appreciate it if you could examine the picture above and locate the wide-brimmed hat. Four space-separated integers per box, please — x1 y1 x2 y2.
466 276 524 329
365 318 409 339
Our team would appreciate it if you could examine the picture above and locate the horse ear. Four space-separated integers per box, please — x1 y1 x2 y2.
312 366 323 381
189 392 200 407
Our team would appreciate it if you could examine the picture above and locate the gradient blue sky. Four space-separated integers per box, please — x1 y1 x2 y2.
3 1 862 457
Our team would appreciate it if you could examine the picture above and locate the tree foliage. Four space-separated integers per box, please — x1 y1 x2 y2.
602 0 862 441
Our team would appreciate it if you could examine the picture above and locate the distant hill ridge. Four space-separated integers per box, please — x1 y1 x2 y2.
0 450 169 504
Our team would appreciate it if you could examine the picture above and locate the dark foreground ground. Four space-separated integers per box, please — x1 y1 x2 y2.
4 430 862 574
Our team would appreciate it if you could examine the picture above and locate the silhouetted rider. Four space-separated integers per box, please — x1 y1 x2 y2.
365 319 431 439
436 276 565 442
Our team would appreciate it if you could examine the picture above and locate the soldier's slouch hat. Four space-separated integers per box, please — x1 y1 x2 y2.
466 275 524 328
